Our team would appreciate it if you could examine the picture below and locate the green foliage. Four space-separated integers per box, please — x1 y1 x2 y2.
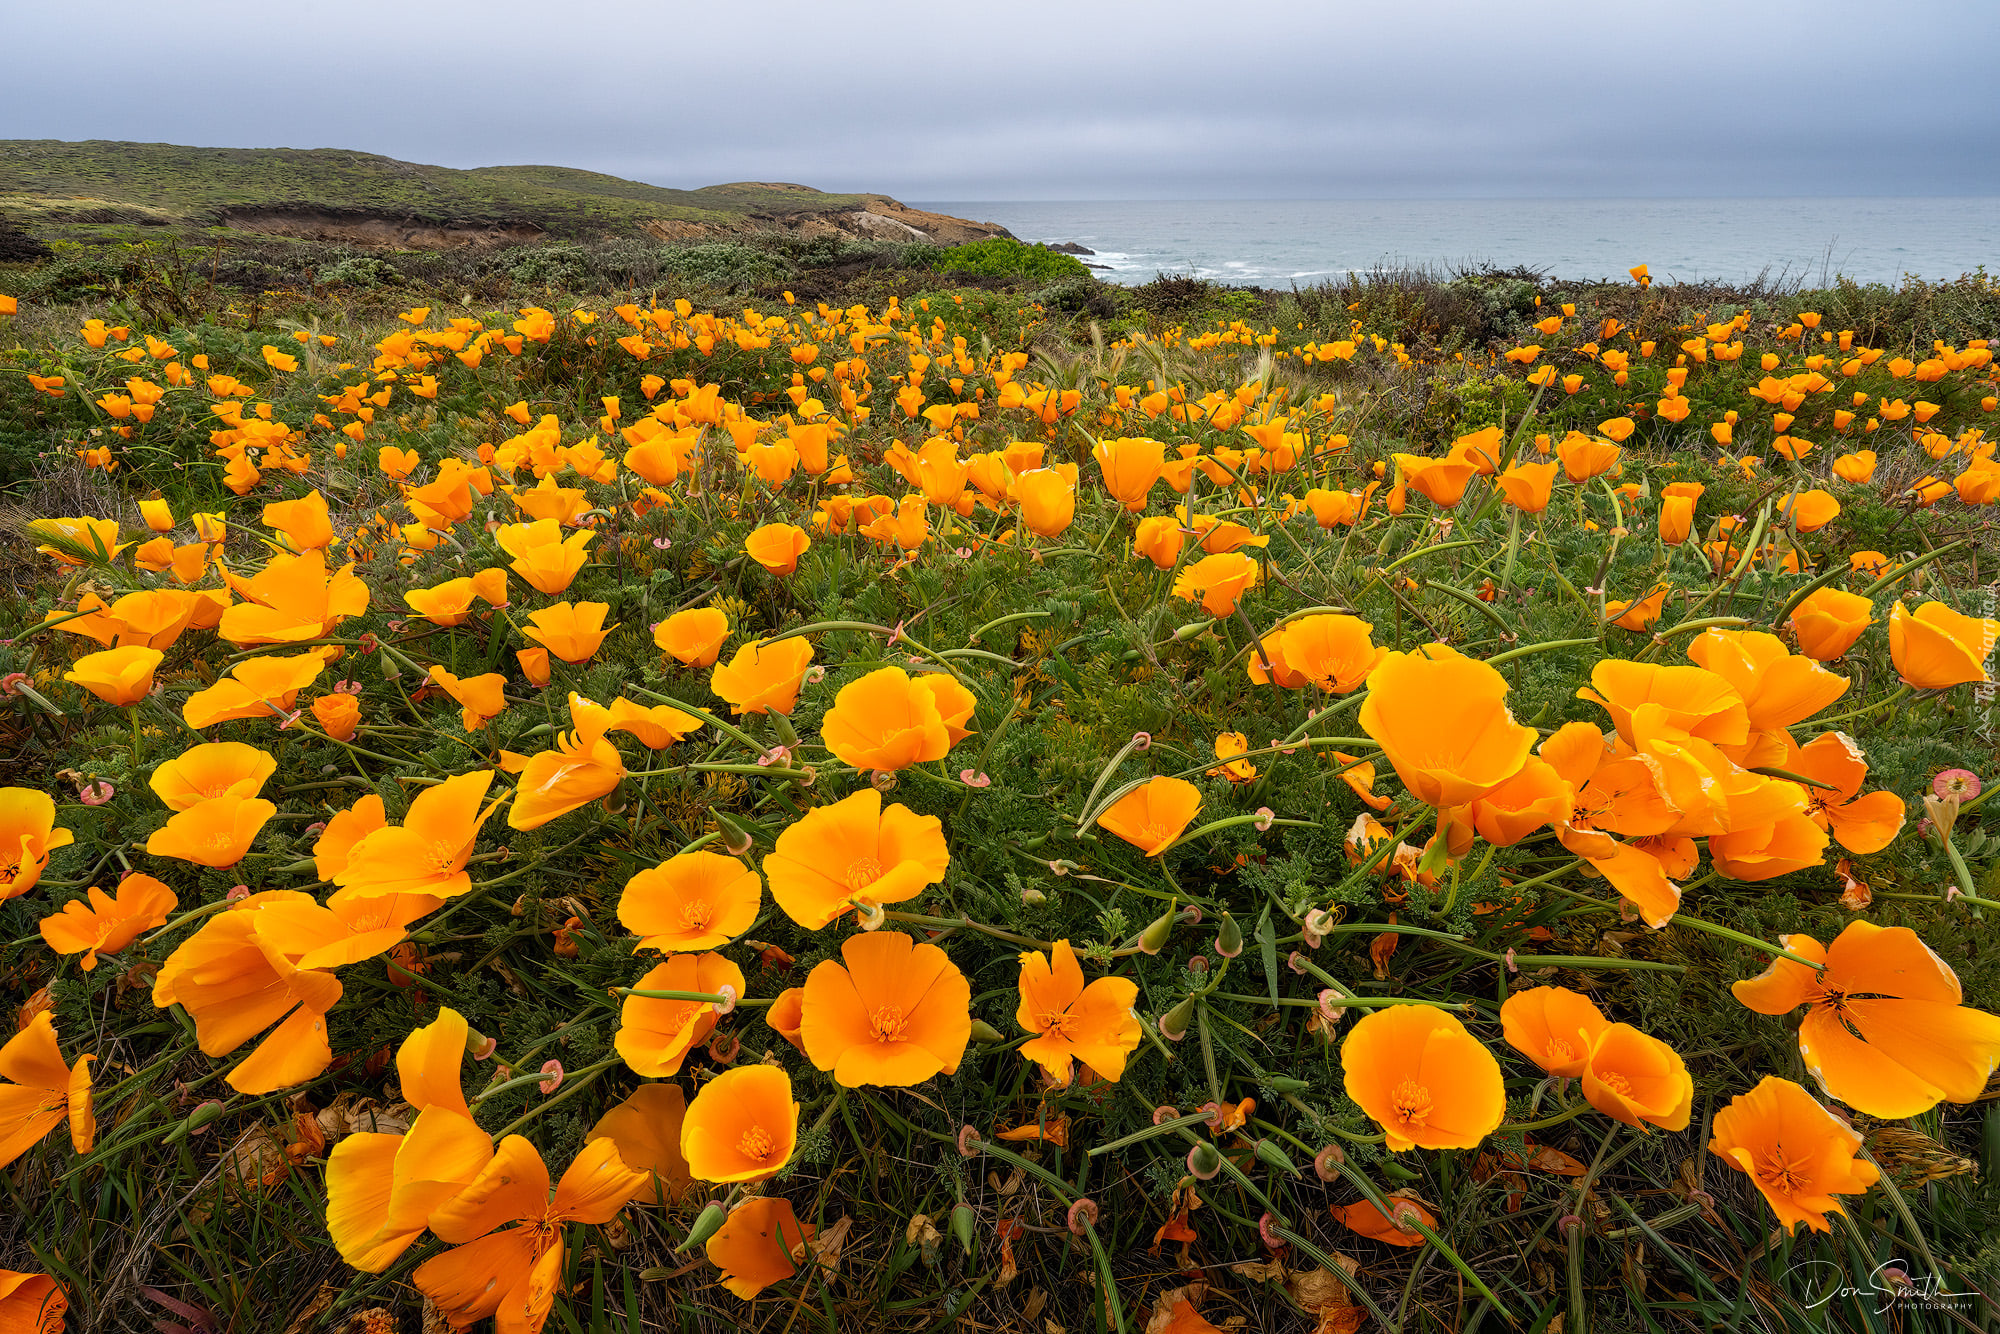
929 237 1089 282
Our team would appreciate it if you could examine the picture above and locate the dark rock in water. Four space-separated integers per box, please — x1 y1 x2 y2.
1043 241 1095 255
1083 262 1110 270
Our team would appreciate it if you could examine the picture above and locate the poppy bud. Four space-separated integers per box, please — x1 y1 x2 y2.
950 1202 976 1256
186 1100 228 1134
1137 901 1180 955
1187 1142 1223 1179
968 1018 1006 1045
680 1201 729 1251
1253 1138 1300 1176
1174 620 1213 641
1159 994 1197 1042
1213 911 1243 958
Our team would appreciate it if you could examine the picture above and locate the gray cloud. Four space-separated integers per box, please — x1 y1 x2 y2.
5 0 1997 198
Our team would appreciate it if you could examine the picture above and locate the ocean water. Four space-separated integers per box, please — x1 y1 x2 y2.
914 198 1999 290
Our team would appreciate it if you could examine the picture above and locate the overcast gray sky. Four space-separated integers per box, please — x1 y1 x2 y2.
6 0 1997 200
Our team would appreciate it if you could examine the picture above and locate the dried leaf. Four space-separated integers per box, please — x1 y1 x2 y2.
223 1125 292 1190
804 1214 853 1273
315 1092 412 1140
278 1284 339 1334
1143 1282 1208 1334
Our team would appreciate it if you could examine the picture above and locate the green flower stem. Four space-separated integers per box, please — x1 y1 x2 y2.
968 609 1051 642
1668 913 1823 968
1279 690 1366 745
1075 733 1155 831
1497 1098 1594 1134
1809 682 1911 729
883 910 1050 950
1270 1225 1398 1329
490 1056 621 1139
1860 536 1976 598
1941 834 1984 903
1653 614 1750 641
1086 1111 1216 1157
1499 506 1521 593
1162 812 1317 854
1380 538 1480 574
624 686 768 755
1483 636 1599 668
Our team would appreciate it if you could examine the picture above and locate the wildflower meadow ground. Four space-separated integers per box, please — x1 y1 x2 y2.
0 249 1998 1333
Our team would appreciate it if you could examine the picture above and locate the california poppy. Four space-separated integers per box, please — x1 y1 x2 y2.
1499 986 1609 1078
428 667 510 731
145 793 276 869
1093 436 1167 511
681 1064 798 1183
1888 601 1998 689
1657 482 1704 545
821 666 959 771
337 771 499 899
312 693 361 740
406 577 482 627
1341 1005 1503 1151
587 1083 692 1206
106 588 203 649
1393 453 1480 507
615 951 746 1076
0 1270 66 1331
1015 939 1140 1085
767 987 808 1053
182 652 326 728
1250 614 1382 692
1686 629 1848 733
1360 646 1535 808
1580 1024 1693 1131
655 608 730 667
0 789 73 901
711 637 815 716
1708 1076 1878 1233
1171 552 1261 617
1497 459 1558 513
1732 921 2000 1117
63 645 162 706
507 694 626 830
38 872 176 970
745 523 811 576
520 601 613 664
1131 514 1186 568
217 548 371 647
496 519 595 596
263 489 335 552
800 931 971 1087
618 851 761 952
1209 732 1256 783
1789 588 1872 662
1332 1195 1436 1247
763 788 948 929
707 1195 815 1298
414 1136 647 1334
1781 733 1905 853
325 1007 497 1270
605 697 701 749
1015 467 1076 537
0 1012 94 1169
1095 777 1203 857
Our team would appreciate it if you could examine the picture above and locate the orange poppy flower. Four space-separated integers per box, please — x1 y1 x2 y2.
28 516 126 566
1733 921 2000 1117
1250 614 1383 692
1575 660 1747 750
182 652 327 728
1092 436 1166 511
1392 453 1480 507
605 697 701 749
1708 1076 1879 1233
325 1007 497 1270
1360 646 1536 808
336 771 499 900
618 851 761 952
217 548 371 646
615 951 746 1076
1341 1005 1503 1151
0 789 73 902
1781 733 1905 854
63 644 162 706
495 519 595 596
313 794 388 881
821 666 964 771
681 1064 798 1183
1209 731 1256 783
313 692 361 740
1332 752 1393 811
0 1013 94 1170
263 489 335 552
766 987 808 1053
710 637 815 716
1788 588 1872 662
587 1083 692 1206
1657 481 1704 545
1171 551 1261 617
1500 986 1609 1078
38 872 177 970
1332 1195 1436 1247
1580 1024 1692 1131
800 931 971 1087
1780 489 1840 533
0 1270 66 1330
1888 600 1999 689
1685 628 1849 732
503 693 623 828
145 793 276 869
1831 451 1877 484
1496 459 1558 513
1604 586 1668 632
406 577 482 627
707 1195 815 1298
1096 776 1203 856
1131 514 1186 568
414 1136 647 1334
520 601 613 665
106 588 204 649
1556 432 1621 482
1467 754 1570 847
745 523 811 576
428 667 510 731
763 788 948 929
1016 467 1076 537
655 607 730 667
150 892 350 1092
1015 939 1140 1085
